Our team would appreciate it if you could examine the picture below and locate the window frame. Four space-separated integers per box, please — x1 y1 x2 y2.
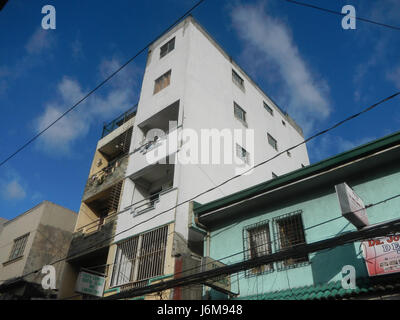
273 210 309 270
243 220 274 277
267 133 278 151
160 37 175 59
235 143 250 164
234 102 247 125
232 69 245 90
153 70 172 94
8 233 29 261
263 102 274 116
110 225 169 288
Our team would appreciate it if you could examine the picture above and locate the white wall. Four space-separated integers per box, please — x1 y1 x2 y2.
116 17 310 243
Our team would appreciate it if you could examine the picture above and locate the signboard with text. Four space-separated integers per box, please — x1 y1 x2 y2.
335 182 369 229
75 270 106 297
362 235 400 277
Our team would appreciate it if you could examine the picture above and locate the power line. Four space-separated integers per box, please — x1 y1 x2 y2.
281 0 400 31
0 0 206 169
102 217 400 299
2 90 399 289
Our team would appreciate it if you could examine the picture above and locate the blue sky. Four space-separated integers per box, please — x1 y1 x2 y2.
0 0 399 220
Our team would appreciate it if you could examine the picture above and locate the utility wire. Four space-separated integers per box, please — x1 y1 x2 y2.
2 90 399 288
281 0 400 31
0 0 206 169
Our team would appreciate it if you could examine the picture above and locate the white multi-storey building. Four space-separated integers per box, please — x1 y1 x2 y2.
103 16 309 299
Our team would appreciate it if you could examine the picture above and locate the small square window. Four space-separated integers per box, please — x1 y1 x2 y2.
232 69 244 90
234 102 247 124
154 70 171 94
236 144 249 164
264 102 274 116
267 133 278 151
160 37 175 58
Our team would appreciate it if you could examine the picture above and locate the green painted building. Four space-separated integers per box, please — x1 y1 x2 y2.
192 131 400 300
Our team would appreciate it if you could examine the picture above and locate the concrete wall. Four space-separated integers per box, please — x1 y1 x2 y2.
0 218 7 237
0 201 77 290
117 16 309 247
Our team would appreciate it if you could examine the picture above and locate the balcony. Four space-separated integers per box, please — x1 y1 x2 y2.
102 104 137 138
67 213 117 260
82 156 128 202
132 187 178 216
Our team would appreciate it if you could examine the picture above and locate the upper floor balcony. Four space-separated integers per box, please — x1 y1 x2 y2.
101 104 137 138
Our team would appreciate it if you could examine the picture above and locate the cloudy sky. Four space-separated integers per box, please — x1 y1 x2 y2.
0 0 399 220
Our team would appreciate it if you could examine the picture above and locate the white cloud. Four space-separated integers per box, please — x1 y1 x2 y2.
1 179 26 200
25 28 55 54
34 58 140 154
387 66 400 89
230 2 331 134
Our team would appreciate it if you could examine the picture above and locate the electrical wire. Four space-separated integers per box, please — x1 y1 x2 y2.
281 0 400 31
0 0 206 169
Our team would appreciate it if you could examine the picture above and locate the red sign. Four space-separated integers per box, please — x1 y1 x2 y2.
362 235 400 276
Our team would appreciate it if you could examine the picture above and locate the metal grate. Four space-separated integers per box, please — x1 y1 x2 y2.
9 233 29 261
111 225 169 287
243 220 273 277
273 210 308 270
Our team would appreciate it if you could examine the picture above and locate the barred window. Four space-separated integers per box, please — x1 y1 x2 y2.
273 211 308 270
9 233 29 261
234 102 246 124
154 70 171 94
267 133 278 151
160 37 175 58
111 225 169 287
243 221 273 277
232 69 244 89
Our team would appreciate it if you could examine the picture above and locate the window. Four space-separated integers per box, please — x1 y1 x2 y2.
264 102 273 116
236 144 249 164
111 225 169 287
273 211 308 269
154 70 171 94
234 102 246 124
232 69 244 89
9 233 29 261
243 221 273 276
267 133 278 151
160 37 175 58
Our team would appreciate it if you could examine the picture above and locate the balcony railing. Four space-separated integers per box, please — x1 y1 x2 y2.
102 104 137 138
83 156 128 201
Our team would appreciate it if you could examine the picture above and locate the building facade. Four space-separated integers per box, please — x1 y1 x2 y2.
103 16 309 299
193 131 400 300
0 201 77 299
59 107 136 299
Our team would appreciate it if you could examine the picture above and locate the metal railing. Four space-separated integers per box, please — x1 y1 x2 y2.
101 104 137 138
86 156 127 190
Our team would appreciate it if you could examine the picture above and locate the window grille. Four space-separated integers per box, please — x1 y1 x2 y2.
111 225 169 288
9 233 29 261
273 210 308 270
160 37 175 58
243 220 273 277
154 70 171 94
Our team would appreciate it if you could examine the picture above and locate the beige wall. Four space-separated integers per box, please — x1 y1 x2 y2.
0 201 76 287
